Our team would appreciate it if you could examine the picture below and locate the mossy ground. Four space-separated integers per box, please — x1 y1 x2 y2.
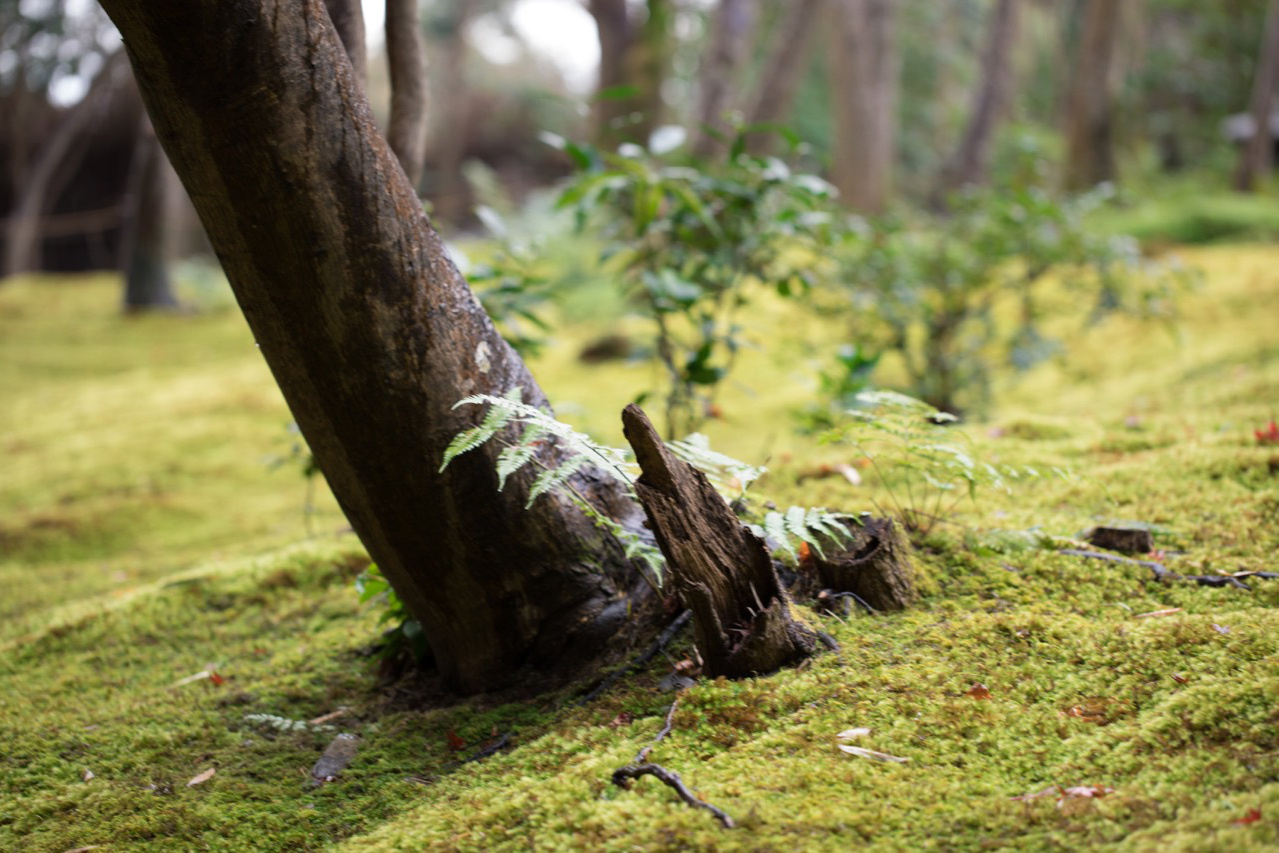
2 245 1277 850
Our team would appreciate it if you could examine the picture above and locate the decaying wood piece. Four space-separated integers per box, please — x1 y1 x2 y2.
813 516 916 611
622 404 817 677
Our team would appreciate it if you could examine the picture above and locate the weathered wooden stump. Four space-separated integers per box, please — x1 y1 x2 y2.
1085 525 1154 555
813 516 917 611
621 405 818 678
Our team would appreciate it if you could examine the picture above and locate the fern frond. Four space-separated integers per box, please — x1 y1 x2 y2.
667 432 765 495
494 422 548 490
526 453 591 508
763 511 796 562
439 388 521 472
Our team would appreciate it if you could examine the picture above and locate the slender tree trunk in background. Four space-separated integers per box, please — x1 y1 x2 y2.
744 0 826 153
120 115 180 312
3 52 125 279
98 0 648 694
431 0 479 222
692 0 758 159
386 0 429 189
589 0 635 147
1235 0 1279 192
829 0 898 214
323 0 367 84
1062 0 1121 191
937 0 1020 196
589 0 670 148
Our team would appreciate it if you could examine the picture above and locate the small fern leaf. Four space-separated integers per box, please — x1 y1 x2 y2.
784 505 825 558
806 507 855 548
763 510 796 562
526 454 590 508
494 422 548 490
440 389 520 471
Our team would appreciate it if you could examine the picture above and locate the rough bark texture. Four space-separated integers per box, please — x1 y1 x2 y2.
386 0 429 189
120 116 180 311
1062 0 1122 191
1235 0 1279 192
937 0 1020 196
813 516 916 612
622 404 817 678
744 0 825 152
692 0 758 159
98 0 646 694
323 0 367 83
829 0 898 214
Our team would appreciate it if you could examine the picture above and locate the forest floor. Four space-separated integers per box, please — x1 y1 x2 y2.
1 243 1277 851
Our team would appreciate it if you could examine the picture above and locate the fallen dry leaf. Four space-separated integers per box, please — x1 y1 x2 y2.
1061 785 1113 799
308 708 349 726
208 671 225 686
186 768 216 787
967 683 992 700
607 712 633 729
836 727 871 740
1234 807 1262 825
1135 608 1183 619
1171 673 1188 684
446 730 466 752
81 769 95 782
837 744 909 764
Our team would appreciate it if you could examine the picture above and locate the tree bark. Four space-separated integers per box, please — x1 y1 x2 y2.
323 0 367 84
120 115 180 312
692 0 758 159
386 0 429 189
829 0 898 214
1062 0 1122 191
3 52 126 279
622 405 817 678
812 516 916 611
937 0 1020 196
744 0 825 152
1235 0 1279 192
97 0 647 694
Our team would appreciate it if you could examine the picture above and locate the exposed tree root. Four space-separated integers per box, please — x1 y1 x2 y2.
1060 549 1279 589
610 699 735 829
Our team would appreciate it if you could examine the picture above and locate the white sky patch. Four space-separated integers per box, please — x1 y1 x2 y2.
363 0 598 94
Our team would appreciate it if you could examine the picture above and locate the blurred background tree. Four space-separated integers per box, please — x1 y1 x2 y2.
1 0 1275 291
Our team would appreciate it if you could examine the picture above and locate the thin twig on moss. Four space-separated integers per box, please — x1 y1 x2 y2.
612 698 735 829
1059 549 1278 589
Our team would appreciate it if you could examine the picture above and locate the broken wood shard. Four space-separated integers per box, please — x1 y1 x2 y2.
812 515 917 611
621 404 817 678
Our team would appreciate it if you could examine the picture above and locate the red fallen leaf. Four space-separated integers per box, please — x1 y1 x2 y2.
1256 420 1279 445
208 671 225 686
1171 673 1188 684
797 542 812 564
1234 807 1262 825
967 683 992 700
607 712 633 729
446 730 466 752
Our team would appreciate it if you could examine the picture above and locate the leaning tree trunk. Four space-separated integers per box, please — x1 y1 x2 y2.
1235 0 1279 192
623 405 817 677
1062 0 1122 191
829 0 899 214
386 0 429 189
323 0 367 84
691 0 758 160
98 0 647 694
936 0 1020 197
120 115 180 312
743 0 825 154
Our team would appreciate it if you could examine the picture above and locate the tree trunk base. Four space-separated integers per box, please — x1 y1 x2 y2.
622 404 817 678
813 516 916 611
